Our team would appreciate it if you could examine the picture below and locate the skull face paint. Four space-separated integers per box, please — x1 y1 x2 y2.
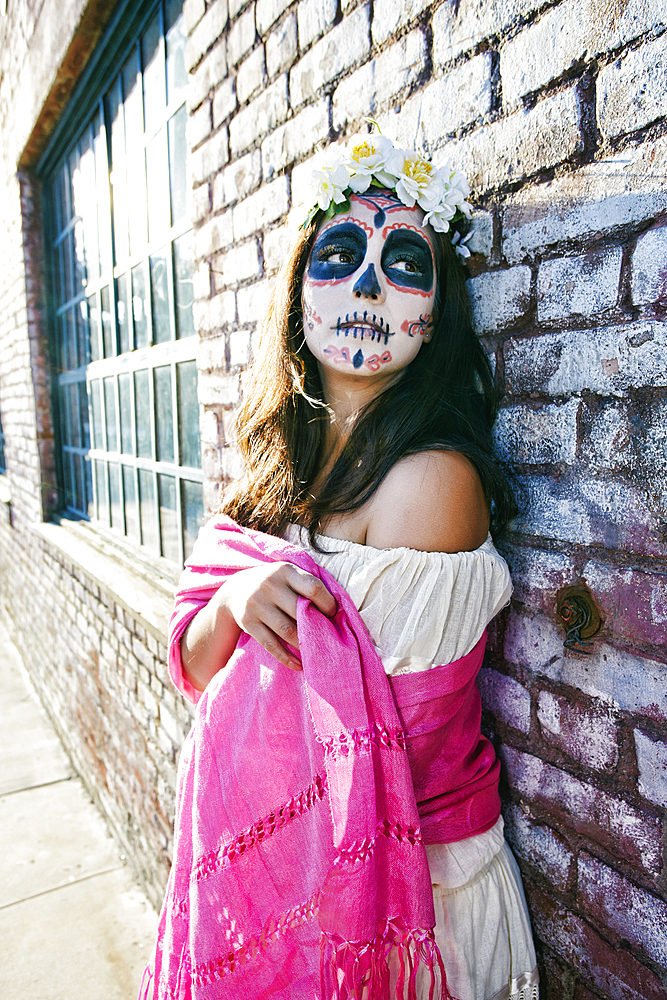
302 194 436 382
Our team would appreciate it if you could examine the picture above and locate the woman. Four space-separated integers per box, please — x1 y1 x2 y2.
142 133 538 1000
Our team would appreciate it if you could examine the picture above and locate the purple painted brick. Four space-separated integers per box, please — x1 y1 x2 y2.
477 667 532 733
634 729 667 808
503 801 572 890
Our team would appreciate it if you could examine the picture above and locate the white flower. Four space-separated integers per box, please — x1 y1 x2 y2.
308 158 351 212
394 152 440 209
344 133 398 192
451 231 474 258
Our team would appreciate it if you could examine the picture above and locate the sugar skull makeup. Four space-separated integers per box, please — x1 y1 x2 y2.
301 193 436 381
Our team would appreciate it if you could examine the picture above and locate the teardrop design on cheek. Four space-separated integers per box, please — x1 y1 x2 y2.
353 349 364 368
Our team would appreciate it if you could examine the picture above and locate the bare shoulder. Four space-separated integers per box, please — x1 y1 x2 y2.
364 450 490 553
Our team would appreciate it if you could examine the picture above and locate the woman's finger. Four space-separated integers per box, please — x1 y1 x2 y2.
287 566 337 617
245 620 302 671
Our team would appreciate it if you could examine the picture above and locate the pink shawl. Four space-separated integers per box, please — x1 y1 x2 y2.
141 517 495 1000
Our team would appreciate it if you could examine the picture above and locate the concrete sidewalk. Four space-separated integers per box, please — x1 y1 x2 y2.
0 618 158 999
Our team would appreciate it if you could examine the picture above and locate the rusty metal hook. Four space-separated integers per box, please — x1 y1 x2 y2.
557 586 603 654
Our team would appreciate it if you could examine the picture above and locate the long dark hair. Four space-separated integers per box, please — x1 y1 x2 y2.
219 214 516 544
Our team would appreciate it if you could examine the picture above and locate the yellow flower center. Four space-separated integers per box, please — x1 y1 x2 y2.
403 157 434 184
350 140 376 162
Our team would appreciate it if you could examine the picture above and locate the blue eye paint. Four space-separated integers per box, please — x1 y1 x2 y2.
381 230 434 292
308 223 367 281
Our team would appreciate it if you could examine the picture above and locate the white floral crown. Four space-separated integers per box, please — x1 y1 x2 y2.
297 129 474 258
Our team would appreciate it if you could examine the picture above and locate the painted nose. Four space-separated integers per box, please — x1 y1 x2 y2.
353 263 383 300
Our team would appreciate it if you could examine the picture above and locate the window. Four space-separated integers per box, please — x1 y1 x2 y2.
46 0 203 566
0 411 5 473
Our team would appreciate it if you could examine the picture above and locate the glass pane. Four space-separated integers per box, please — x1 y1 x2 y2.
55 164 71 233
158 473 179 562
116 272 131 354
104 376 118 452
85 458 94 518
122 48 143 146
94 111 113 275
79 381 90 449
60 231 74 305
64 309 77 371
165 0 187 105
101 284 114 357
109 463 123 529
123 465 139 540
138 469 159 552
95 459 109 523
142 12 165 131
73 453 84 513
173 231 194 338
78 126 99 283
150 249 171 343
90 379 103 448
106 77 129 264
118 372 133 454
63 451 74 508
73 219 86 296
134 369 152 458
168 105 188 225
181 479 203 560
59 385 72 445
146 128 169 242
132 263 149 348
177 360 200 468
154 365 174 462
67 383 81 448
87 293 101 361
76 299 89 366
128 152 148 255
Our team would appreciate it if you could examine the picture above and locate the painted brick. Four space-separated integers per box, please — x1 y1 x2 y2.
266 13 297 79
578 853 667 966
228 5 257 66
433 0 549 64
502 546 575 611
467 266 531 334
188 99 212 149
598 33 667 140
371 0 432 47
190 125 229 183
192 261 211 300
297 0 337 50
582 560 667 647
290 5 370 109
229 74 288 154
213 149 261 208
502 746 662 872
333 29 426 132
538 247 622 322
188 44 228 111
500 0 666 107
261 98 329 177
634 729 667 808
183 0 206 35
193 289 236 332
397 53 493 148
631 225 667 305
232 175 289 239
237 279 269 323
529 884 667 1000
256 0 292 35
477 667 532 733
503 320 667 395
212 239 261 288
229 0 247 15
578 400 634 475
502 139 667 263
212 76 237 127
229 327 253 367
193 181 212 223
197 333 226 371
494 399 580 466
195 209 234 258
236 45 266 105
198 370 240 406
466 211 494 257
537 690 619 770
503 802 572 890
185 0 228 72
435 88 583 194
263 222 293 275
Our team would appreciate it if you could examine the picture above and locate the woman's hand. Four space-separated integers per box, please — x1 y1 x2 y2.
180 563 337 691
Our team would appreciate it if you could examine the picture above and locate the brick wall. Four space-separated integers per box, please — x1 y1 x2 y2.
1 0 666 992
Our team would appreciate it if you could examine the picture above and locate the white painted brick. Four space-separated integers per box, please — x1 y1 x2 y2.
188 98 212 148
192 260 211 300
297 0 337 50
229 0 246 16
537 247 622 322
199 370 241 406
193 289 237 331
228 4 257 66
261 99 329 177
237 279 269 323
477 668 532 733
635 730 667 808
290 4 370 108
537 691 618 770
183 0 206 36
466 210 494 257
504 320 667 395
598 33 667 140
232 175 289 238
256 0 291 35
263 223 293 275
494 398 580 465
433 0 546 64
190 125 229 183
500 0 666 107
192 181 212 223
213 76 237 127
229 74 288 153
502 139 667 263
213 149 262 208
229 327 253 367
579 400 634 474
371 0 432 47
467 266 531 334
188 43 228 111
435 88 583 194
185 0 228 71
236 46 265 105
503 802 572 890
632 226 667 305
333 29 426 132
195 209 234 258
266 13 297 79
197 333 226 371
212 239 261 287
199 408 220 450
